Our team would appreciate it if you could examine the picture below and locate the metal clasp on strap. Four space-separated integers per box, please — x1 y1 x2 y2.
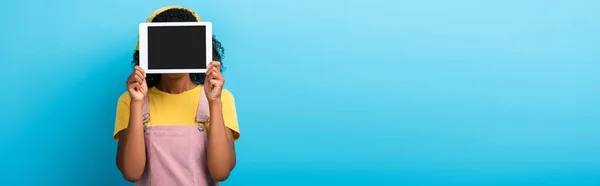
198 124 205 132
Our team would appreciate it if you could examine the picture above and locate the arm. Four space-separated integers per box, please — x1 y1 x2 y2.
116 66 148 182
204 61 237 181
206 99 237 181
116 101 147 182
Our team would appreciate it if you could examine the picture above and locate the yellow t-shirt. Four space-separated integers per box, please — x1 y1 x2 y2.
113 85 240 141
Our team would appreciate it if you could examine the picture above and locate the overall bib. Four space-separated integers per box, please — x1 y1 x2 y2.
136 87 218 186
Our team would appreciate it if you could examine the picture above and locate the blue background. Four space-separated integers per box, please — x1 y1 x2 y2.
0 0 599 185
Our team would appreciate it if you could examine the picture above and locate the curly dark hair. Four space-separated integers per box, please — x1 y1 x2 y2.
132 8 225 87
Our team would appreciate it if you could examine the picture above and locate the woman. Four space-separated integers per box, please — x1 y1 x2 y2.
113 6 240 186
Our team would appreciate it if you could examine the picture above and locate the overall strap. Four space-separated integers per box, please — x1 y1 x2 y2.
142 96 150 123
195 87 210 123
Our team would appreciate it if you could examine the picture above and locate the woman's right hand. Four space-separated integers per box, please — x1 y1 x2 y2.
126 66 148 103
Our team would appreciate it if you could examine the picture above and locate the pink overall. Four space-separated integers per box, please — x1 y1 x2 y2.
136 88 219 186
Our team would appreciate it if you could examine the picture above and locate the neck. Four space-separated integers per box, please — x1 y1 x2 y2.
157 74 198 94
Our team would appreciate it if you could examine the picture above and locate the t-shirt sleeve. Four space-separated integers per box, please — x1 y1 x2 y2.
113 92 131 141
221 89 241 141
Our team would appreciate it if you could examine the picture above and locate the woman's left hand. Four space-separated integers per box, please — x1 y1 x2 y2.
205 61 225 103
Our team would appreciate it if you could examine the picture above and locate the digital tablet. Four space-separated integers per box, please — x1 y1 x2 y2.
138 22 212 74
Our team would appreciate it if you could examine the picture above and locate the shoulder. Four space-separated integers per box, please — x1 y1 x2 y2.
222 89 234 99
220 89 236 103
117 91 131 105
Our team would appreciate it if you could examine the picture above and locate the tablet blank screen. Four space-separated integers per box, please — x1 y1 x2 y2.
147 25 207 70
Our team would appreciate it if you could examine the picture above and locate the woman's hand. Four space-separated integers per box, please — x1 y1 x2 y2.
204 61 225 103
126 66 148 103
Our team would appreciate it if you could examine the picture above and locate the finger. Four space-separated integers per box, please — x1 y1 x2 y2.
210 62 221 74
128 69 141 82
133 74 143 85
207 67 221 78
135 72 144 84
213 73 224 82
134 66 146 77
206 69 215 79
126 75 134 84
127 82 135 90
211 61 221 68
213 71 224 80
206 63 214 71
206 69 216 80
137 69 146 79
208 74 223 84
127 76 138 87
207 61 220 71
206 66 214 77
204 73 212 86
204 71 212 80
135 68 144 77
207 61 216 68
210 79 223 88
